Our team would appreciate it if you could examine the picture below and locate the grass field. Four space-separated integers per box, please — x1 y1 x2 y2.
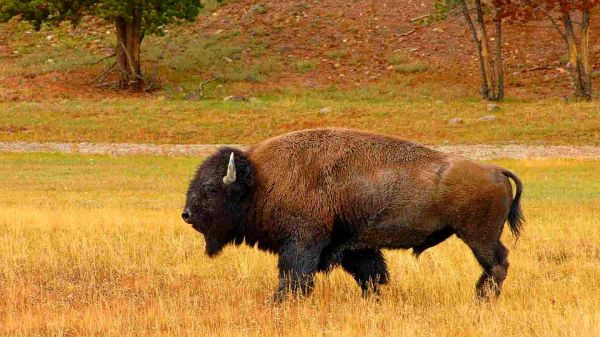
1 153 599 336
2 92 600 145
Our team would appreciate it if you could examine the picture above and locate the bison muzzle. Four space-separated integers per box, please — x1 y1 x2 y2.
183 128 524 301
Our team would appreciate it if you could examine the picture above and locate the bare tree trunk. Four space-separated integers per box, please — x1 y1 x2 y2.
561 5 586 99
495 5 504 101
115 5 143 91
460 0 504 101
460 0 491 99
580 5 592 100
474 0 496 100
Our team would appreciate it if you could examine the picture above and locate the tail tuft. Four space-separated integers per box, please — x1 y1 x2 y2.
502 169 524 238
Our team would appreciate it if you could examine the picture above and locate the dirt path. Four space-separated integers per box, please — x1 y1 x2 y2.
2 141 600 159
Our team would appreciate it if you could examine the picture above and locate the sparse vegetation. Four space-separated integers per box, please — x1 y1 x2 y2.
388 53 412 66
388 53 429 74
294 59 318 73
394 62 429 74
145 27 282 84
1 19 110 77
325 49 349 60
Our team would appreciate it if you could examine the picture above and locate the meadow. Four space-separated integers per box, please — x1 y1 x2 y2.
1 153 599 337
2 93 600 145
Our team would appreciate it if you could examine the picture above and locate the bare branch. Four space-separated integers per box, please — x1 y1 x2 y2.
88 61 116 85
541 9 568 43
397 29 416 37
410 14 430 22
523 0 567 43
520 65 554 73
89 53 116 65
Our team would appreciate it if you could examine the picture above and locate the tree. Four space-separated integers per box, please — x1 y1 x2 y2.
462 0 506 101
0 0 203 90
436 0 506 101
505 0 598 100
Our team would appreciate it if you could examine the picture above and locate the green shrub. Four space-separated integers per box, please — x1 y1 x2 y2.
394 62 429 74
294 60 317 73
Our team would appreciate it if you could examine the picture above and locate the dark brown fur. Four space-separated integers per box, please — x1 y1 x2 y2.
183 128 524 301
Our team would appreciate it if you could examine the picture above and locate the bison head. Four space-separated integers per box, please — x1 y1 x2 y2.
182 147 254 257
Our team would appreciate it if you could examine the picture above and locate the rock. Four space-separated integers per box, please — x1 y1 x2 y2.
249 4 268 14
319 107 332 115
479 115 497 122
487 103 500 112
448 118 463 125
175 86 184 93
224 95 249 102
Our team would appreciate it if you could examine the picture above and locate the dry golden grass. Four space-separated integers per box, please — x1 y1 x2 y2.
1 154 599 337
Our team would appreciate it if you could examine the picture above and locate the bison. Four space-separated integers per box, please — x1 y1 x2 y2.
182 128 524 301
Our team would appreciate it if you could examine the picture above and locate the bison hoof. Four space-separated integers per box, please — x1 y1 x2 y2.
475 283 501 301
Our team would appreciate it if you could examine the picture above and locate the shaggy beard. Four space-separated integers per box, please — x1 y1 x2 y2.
204 236 227 257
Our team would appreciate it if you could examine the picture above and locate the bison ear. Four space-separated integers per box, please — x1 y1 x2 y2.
222 152 237 185
240 159 255 188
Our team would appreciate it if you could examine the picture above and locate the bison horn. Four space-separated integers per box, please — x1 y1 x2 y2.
222 152 237 185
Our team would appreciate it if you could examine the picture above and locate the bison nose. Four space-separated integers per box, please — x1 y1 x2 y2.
181 210 191 223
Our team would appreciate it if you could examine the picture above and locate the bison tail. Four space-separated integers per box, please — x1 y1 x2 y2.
502 169 524 239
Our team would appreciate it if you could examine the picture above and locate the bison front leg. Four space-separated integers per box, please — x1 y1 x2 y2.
273 240 325 302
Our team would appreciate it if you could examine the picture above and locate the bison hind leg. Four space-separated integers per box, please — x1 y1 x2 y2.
316 242 349 273
472 240 509 300
341 249 389 298
412 225 454 258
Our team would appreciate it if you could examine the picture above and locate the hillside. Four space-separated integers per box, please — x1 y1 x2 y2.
1 0 599 101
199 0 600 95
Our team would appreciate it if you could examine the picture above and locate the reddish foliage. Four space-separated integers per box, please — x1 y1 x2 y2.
498 0 599 22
